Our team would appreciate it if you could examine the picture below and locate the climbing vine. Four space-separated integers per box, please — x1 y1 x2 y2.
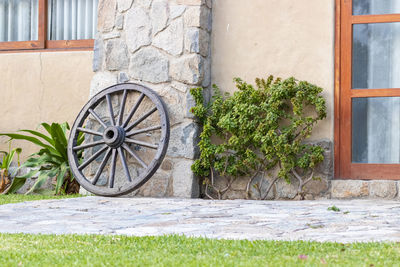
190 76 327 200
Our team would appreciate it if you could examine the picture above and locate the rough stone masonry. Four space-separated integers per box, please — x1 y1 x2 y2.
90 0 212 198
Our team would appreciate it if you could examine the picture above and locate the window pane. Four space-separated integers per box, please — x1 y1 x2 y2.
0 0 38 42
352 97 400 163
48 0 99 40
352 23 400 89
353 0 400 15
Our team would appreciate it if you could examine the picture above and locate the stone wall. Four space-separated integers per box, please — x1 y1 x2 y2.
331 180 400 199
91 0 211 198
207 141 333 200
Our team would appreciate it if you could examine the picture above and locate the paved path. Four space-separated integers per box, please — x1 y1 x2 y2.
1 197 400 242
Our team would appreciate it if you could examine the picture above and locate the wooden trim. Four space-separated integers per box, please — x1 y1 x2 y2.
38 0 46 49
337 0 400 180
0 41 42 50
344 164 400 180
352 14 400 24
334 0 341 178
46 39 94 49
339 0 353 179
350 89 400 98
0 0 94 52
0 41 94 52
0 0 45 51
0 47 94 54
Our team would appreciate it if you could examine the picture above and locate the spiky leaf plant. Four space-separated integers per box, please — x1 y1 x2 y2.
0 122 84 194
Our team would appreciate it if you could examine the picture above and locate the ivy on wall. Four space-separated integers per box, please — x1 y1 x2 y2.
190 76 327 200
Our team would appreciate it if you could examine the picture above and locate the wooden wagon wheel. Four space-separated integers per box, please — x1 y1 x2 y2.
68 83 170 196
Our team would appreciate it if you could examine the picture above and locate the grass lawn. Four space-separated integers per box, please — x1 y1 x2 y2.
0 194 82 205
0 234 399 266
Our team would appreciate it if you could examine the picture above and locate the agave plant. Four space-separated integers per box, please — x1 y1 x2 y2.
0 122 84 194
0 142 22 194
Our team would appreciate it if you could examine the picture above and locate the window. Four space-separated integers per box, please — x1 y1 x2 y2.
335 0 400 179
0 0 98 51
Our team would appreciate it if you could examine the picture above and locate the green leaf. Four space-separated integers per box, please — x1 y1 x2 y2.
55 123 69 147
37 148 64 162
6 169 39 194
4 149 16 170
0 133 51 150
41 123 53 136
77 131 85 146
20 129 54 146
21 152 61 169
0 133 61 158
55 163 68 194
17 169 40 179
60 122 70 134
21 156 47 168
49 123 68 160
25 168 58 195
6 177 26 194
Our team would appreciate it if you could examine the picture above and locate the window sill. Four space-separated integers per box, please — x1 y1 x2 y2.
0 39 94 53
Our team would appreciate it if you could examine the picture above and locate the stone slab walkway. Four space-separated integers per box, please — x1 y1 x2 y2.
1 197 400 243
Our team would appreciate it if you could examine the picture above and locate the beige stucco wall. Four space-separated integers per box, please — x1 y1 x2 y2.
211 0 335 141
0 51 93 159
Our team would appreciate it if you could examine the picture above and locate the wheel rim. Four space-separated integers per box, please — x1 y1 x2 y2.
68 83 170 196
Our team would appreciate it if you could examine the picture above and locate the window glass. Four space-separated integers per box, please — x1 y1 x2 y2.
0 0 38 42
352 97 400 163
48 0 99 40
352 23 400 89
353 0 400 15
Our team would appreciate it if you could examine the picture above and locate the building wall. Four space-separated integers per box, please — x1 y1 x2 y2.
0 51 93 159
211 0 335 141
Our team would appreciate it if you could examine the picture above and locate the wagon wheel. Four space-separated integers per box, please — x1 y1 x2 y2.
68 83 170 197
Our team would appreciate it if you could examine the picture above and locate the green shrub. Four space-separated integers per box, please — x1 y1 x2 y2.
0 122 84 195
190 76 327 199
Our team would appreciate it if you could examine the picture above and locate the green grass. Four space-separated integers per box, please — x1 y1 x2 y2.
0 234 399 266
0 194 81 205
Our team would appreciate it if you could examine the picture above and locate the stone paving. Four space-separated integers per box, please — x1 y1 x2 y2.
1 197 400 243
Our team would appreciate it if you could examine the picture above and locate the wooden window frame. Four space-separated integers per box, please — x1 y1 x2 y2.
0 0 94 52
335 0 400 180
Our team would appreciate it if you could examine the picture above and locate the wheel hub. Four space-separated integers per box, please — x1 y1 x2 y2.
103 126 125 148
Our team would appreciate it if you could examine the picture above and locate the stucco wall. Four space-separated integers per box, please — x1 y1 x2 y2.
211 0 335 141
0 51 93 159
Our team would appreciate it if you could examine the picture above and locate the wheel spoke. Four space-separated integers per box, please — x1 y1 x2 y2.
78 145 108 171
122 143 147 169
89 108 108 128
92 148 112 185
106 94 116 126
124 138 158 149
117 90 128 126
109 149 117 188
77 127 103 136
122 93 145 128
73 140 105 151
125 107 158 132
118 147 132 182
126 125 162 137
